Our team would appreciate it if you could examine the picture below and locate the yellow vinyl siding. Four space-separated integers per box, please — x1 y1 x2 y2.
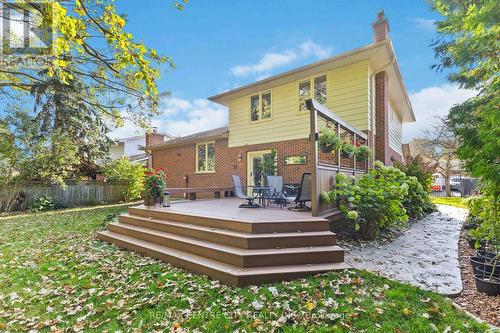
228 61 370 147
388 101 403 155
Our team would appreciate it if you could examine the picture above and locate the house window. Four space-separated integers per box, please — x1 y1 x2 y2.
196 142 215 172
299 74 327 112
298 80 311 113
250 91 272 122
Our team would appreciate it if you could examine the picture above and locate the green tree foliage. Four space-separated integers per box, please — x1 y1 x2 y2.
17 131 80 184
0 120 18 184
393 155 435 192
102 157 145 201
0 0 186 183
430 0 500 195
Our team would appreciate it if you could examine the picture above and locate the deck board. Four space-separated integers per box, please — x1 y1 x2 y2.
136 197 326 223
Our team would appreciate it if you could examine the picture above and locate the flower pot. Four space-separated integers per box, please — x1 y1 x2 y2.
474 274 500 296
320 143 332 153
467 237 485 249
469 256 499 276
477 249 497 259
154 196 162 207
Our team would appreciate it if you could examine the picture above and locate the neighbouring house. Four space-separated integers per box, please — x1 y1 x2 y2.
108 128 173 167
403 139 466 176
145 11 415 194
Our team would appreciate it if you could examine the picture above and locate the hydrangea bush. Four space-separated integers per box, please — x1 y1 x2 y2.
325 161 435 240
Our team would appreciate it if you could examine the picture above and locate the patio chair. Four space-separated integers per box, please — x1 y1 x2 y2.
232 175 260 208
284 173 312 211
265 175 297 209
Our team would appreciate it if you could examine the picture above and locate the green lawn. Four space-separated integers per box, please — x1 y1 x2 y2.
431 197 468 208
0 206 488 332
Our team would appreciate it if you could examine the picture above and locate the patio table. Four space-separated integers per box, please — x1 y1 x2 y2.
252 185 271 207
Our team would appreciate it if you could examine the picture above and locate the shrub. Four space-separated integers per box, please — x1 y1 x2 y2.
334 161 409 239
393 156 434 192
327 161 435 239
102 157 145 201
30 195 63 212
467 189 499 249
400 175 436 218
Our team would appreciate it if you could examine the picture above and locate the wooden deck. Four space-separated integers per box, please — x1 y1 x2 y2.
98 198 348 285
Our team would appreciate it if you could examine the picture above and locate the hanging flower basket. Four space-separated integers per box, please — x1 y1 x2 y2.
355 145 370 161
340 142 356 158
318 128 340 154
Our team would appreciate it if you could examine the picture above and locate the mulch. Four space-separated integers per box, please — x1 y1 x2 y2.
453 229 500 327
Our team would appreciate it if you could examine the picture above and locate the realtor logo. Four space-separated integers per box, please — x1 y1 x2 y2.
1 1 53 55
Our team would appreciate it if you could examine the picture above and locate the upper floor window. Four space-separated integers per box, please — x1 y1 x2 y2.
250 91 272 122
299 74 327 112
196 142 215 172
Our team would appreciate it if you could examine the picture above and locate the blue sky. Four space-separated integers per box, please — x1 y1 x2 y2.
2 1 475 141
111 1 475 141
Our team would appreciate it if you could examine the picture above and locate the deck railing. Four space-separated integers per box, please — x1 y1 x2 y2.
306 99 368 216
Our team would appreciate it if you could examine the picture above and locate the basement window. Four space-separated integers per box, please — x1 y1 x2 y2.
196 142 215 173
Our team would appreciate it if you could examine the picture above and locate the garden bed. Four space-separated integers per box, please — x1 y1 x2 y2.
454 228 500 327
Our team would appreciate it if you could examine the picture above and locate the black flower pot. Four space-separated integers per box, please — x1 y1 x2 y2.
320 143 332 153
476 250 497 259
467 237 486 249
474 274 500 296
469 256 499 276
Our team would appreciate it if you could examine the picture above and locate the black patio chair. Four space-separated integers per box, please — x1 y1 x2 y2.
232 175 260 208
284 173 312 211
265 175 297 209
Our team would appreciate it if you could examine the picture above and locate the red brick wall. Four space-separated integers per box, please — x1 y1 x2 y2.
152 138 312 192
373 71 403 166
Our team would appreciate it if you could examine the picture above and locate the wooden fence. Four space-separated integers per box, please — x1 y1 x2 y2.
0 181 127 212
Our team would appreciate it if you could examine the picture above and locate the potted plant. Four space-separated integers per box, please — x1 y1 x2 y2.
340 141 356 158
143 168 167 207
318 128 340 154
467 191 499 295
355 145 370 161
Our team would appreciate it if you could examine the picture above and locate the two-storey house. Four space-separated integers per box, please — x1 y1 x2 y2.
146 11 415 192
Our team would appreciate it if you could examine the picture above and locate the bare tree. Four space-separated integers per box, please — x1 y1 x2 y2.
420 117 459 196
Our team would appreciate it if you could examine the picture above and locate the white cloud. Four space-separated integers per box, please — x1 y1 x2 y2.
230 40 332 77
110 97 228 139
403 84 477 142
413 18 436 31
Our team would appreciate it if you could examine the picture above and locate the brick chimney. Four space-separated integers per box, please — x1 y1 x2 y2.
372 10 390 42
145 127 165 146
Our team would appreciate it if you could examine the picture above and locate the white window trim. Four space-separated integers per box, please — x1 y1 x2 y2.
249 90 272 123
195 141 216 173
297 73 328 113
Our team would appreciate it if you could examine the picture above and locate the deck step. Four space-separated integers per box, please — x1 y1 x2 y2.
119 214 337 249
107 222 344 267
97 231 349 286
128 206 331 233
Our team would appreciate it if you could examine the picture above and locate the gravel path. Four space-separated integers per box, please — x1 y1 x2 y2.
345 205 465 295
